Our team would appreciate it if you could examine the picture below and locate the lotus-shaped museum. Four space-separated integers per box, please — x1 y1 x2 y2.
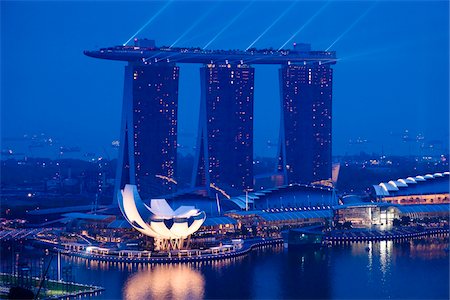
118 184 206 250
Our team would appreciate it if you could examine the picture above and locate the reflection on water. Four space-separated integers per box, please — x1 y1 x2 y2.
408 236 449 259
331 234 448 299
64 253 244 273
123 264 204 300
379 240 393 281
0 235 448 299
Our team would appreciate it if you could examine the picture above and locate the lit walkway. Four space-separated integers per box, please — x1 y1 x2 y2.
326 227 448 241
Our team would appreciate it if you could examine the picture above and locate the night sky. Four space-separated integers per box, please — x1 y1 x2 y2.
1 1 449 159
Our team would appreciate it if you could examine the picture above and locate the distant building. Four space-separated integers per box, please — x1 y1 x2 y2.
277 64 333 185
114 63 179 201
193 64 255 196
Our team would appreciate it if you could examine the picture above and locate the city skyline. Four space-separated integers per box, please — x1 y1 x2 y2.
90 39 336 197
1 1 449 159
0 2 449 298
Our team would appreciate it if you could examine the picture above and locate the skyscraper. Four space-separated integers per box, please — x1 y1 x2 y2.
85 40 336 201
114 62 179 202
277 63 333 185
193 64 255 196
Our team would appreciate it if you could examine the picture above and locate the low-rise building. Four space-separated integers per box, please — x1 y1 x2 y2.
371 172 449 205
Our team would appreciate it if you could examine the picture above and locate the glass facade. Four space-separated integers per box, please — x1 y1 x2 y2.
334 206 398 229
194 64 255 195
278 64 333 185
118 63 179 199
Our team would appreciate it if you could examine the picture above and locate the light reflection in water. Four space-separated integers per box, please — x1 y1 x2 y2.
65 252 244 274
408 235 449 259
123 264 205 300
1 237 448 299
367 241 373 271
379 240 393 282
300 255 305 271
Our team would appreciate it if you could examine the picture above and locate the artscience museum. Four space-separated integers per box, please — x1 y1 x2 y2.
118 184 206 251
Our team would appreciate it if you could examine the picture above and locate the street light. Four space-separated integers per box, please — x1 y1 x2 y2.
244 189 254 211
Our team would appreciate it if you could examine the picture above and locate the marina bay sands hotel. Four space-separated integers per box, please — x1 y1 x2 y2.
84 39 337 200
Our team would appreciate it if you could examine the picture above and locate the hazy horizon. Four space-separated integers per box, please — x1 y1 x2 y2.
2 1 449 160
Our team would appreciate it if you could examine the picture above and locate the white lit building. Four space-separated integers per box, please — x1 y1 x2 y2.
118 184 206 251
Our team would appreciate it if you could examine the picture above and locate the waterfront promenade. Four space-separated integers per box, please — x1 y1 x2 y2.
3 232 448 299
38 238 284 264
325 227 448 242
29 226 449 264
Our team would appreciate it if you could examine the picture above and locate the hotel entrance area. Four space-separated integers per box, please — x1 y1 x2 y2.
334 204 399 229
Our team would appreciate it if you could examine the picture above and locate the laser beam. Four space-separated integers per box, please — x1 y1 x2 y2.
338 43 400 62
203 1 253 49
246 1 297 51
170 3 220 48
326 2 378 51
178 27 219 46
123 1 172 46
278 1 330 51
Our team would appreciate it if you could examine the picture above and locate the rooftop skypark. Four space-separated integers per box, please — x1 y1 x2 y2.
84 38 337 65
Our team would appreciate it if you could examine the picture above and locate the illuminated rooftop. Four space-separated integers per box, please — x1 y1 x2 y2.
84 38 337 65
373 172 450 197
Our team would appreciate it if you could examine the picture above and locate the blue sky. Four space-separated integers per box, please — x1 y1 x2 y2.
1 0 449 158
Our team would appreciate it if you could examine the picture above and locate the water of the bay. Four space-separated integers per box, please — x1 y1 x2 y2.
1 235 449 299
